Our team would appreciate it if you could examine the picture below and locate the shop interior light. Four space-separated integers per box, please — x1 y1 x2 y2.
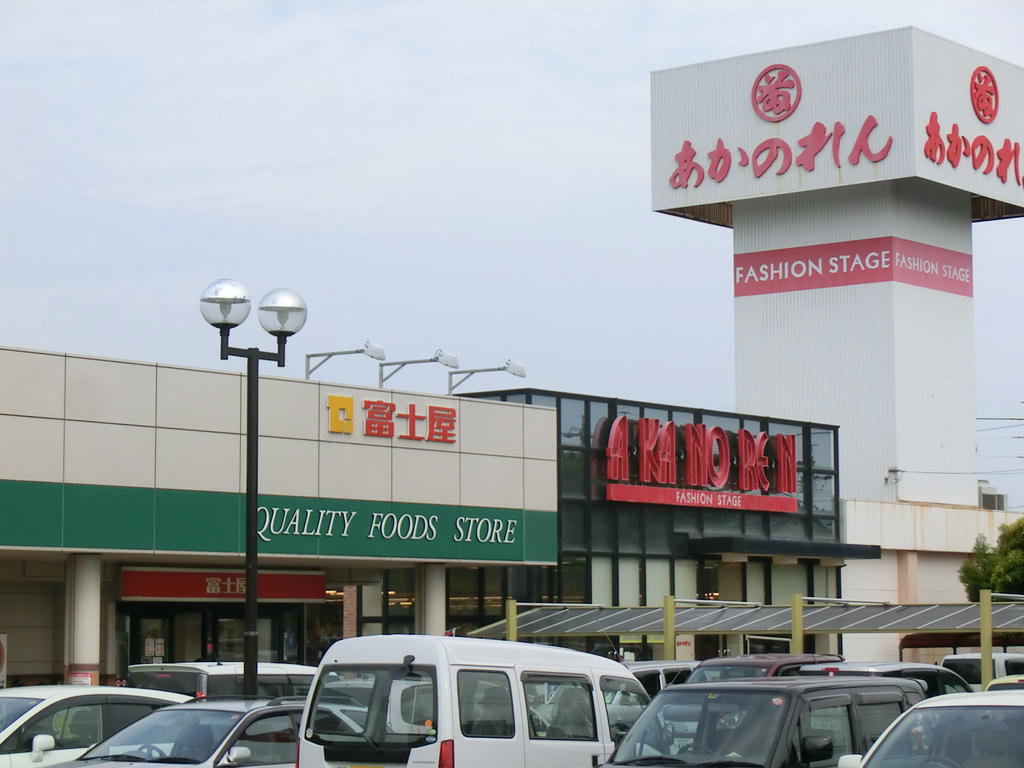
305 341 387 379
378 348 460 388
448 359 527 394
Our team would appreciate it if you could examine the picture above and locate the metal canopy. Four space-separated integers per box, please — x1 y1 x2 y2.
468 602 1024 639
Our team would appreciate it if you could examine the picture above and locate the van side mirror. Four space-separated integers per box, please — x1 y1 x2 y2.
837 755 863 768
30 735 55 761
220 746 251 766
801 734 833 762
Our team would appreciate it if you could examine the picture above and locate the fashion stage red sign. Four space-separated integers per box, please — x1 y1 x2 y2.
734 237 973 297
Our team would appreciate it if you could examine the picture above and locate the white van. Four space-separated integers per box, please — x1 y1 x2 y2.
941 652 1024 690
297 634 649 768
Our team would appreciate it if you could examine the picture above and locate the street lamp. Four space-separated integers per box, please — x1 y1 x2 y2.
378 349 459 388
199 279 307 696
448 359 526 394
305 341 386 380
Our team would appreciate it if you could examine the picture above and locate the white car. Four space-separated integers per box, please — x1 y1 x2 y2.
0 685 188 768
837 689 1024 767
127 661 315 698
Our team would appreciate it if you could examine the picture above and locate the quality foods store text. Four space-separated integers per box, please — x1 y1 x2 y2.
0 348 875 684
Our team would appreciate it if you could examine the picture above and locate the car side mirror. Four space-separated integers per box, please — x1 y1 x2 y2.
30 735 56 761
802 734 833 762
219 746 251 767
837 755 863 768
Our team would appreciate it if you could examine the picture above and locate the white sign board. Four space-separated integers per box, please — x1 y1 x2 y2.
651 27 1024 217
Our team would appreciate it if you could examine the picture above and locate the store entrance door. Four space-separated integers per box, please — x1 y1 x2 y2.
115 603 302 679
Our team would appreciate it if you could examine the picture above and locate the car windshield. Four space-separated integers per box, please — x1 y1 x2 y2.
611 688 787 766
306 664 436 763
687 665 770 682
0 698 42 730
81 708 242 764
865 705 1024 766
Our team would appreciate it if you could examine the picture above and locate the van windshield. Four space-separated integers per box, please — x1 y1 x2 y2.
307 664 437 764
611 688 788 766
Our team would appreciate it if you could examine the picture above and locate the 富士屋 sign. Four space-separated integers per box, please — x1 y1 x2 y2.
602 416 798 513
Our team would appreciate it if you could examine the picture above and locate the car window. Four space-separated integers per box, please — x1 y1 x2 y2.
8 702 105 752
206 676 241 697
939 671 971 695
858 701 902 748
521 676 596 741
943 659 981 685
105 702 164 738
129 670 202 696
1004 659 1024 675
633 670 661 699
255 676 290 698
289 675 313 696
601 676 648 737
688 665 769 682
0 698 42 733
664 667 692 685
777 665 801 677
800 703 852 767
83 708 240 762
458 670 515 739
231 713 298 765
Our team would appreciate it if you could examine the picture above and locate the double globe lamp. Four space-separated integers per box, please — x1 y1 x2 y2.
199 279 307 696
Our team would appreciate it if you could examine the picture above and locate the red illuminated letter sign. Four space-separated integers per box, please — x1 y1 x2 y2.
685 424 730 488
738 429 770 492
775 434 797 493
639 418 677 485
606 416 630 481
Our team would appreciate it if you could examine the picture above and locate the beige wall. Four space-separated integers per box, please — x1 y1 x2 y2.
0 346 557 513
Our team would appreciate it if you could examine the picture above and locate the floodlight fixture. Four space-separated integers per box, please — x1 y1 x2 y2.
306 341 387 379
379 348 460 388
448 359 526 394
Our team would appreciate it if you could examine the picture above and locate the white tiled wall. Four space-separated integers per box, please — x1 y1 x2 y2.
0 415 63 482
156 367 240 433
66 356 156 426
0 348 66 419
64 421 156 487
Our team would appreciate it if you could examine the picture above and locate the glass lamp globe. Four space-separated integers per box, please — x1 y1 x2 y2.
258 288 308 337
200 279 251 328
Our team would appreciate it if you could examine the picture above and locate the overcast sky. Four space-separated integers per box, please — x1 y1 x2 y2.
3 1 1024 508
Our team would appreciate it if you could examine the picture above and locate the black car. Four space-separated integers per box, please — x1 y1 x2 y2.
604 676 924 768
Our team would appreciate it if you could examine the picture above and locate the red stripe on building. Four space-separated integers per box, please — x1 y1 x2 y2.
606 483 798 513
734 237 972 297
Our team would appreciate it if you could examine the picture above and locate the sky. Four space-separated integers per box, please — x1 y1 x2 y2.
3 0 1024 507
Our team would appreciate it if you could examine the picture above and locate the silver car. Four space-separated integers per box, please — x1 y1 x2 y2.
52 698 302 768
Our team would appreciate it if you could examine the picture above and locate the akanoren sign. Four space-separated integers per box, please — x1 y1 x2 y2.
602 416 798 513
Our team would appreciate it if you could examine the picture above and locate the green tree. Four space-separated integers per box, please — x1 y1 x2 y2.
958 517 1024 601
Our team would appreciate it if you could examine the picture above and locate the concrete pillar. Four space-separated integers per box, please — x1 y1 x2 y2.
417 564 447 636
66 554 101 685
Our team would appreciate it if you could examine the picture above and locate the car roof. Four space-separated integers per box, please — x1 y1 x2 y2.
128 662 316 675
666 676 923 694
161 698 305 713
985 674 1024 688
0 686 189 702
912 690 1024 708
625 660 700 670
800 661 947 673
695 653 842 666
943 652 1024 660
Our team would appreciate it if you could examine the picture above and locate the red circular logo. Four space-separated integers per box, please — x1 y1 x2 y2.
970 66 998 124
751 64 802 122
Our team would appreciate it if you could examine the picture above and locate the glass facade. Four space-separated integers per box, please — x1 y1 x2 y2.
366 389 848 656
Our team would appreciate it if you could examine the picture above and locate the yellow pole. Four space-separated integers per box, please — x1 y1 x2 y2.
663 594 676 661
505 598 518 642
790 593 804 654
981 588 993 689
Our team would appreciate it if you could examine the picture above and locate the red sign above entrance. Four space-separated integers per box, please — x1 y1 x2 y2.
734 237 973 298
121 568 326 603
603 417 798 513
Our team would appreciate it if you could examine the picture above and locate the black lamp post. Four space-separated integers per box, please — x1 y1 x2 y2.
200 279 307 696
